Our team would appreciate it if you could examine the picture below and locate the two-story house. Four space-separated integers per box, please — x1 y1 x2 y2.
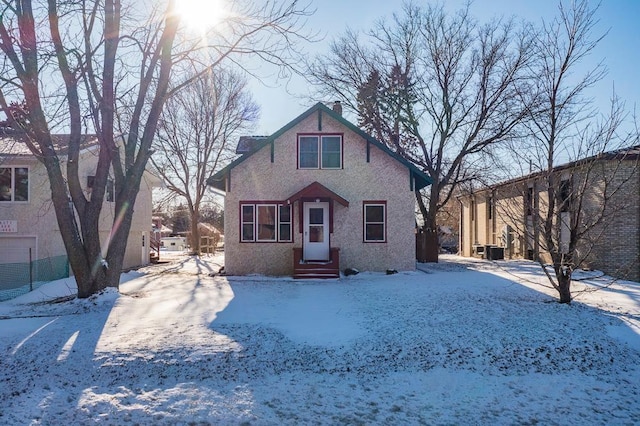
207 102 432 278
459 146 639 281
0 130 161 298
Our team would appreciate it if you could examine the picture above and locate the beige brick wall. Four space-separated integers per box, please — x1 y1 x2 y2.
224 111 418 276
578 161 639 281
460 159 639 281
460 191 511 257
495 183 531 259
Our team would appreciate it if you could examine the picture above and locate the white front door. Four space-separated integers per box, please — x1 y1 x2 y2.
303 202 329 261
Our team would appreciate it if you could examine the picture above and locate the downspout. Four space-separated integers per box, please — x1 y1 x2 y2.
471 193 477 248
457 197 464 256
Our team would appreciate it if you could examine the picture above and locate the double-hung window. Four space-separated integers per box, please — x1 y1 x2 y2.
279 204 292 241
363 201 386 242
298 135 342 169
241 205 256 241
241 203 292 242
87 175 115 202
0 166 29 202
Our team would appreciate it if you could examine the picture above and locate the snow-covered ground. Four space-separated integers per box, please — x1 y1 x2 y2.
0 253 639 425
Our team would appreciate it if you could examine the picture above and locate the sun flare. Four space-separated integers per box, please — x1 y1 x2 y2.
175 0 227 32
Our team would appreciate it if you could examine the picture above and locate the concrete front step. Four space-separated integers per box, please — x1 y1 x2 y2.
293 267 340 279
293 273 340 279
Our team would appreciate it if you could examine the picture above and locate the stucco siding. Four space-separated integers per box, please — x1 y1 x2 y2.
98 174 156 269
0 157 66 262
224 110 417 276
0 148 155 272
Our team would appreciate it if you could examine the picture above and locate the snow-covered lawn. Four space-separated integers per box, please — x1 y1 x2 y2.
1 253 639 425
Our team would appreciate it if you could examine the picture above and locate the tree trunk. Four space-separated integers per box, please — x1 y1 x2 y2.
190 212 200 255
415 190 429 226
557 273 572 304
555 265 571 303
415 186 440 263
104 199 134 287
42 156 106 298
70 169 140 297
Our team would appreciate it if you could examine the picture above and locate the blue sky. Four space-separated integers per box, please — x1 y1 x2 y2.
247 0 640 135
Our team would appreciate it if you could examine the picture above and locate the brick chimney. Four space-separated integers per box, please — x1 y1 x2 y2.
332 100 342 116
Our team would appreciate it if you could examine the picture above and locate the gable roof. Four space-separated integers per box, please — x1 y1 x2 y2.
285 181 350 207
0 129 99 157
207 102 432 191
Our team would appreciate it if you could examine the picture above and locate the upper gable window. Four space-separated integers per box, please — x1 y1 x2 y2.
298 134 342 169
0 167 29 202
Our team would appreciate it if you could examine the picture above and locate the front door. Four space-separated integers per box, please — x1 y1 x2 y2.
303 202 329 261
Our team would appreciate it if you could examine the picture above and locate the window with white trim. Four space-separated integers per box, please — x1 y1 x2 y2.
279 204 292 241
87 175 115 202
241 205 255 241
241 203 292 242
298 135 342 169
0 166 29 202
257 205 276 241
363 202 386 242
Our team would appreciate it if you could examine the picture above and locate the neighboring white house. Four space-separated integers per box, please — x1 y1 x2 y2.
207 102 432 278
0 130 161 294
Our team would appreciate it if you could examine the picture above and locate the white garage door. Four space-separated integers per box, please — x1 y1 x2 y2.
0 236 37 264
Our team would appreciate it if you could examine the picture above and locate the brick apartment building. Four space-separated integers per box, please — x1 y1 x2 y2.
459 146 639 281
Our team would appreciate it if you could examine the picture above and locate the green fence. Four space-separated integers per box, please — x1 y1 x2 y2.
0 255 70 302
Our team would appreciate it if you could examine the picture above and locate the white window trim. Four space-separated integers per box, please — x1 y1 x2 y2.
256 204 277 242
240 202 292 243
241 205 255 242
0 165 30 203
299 136 319 169
363 202 386 243
278 204 292 242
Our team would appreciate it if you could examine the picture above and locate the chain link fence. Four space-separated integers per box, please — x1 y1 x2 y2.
0 248 70 302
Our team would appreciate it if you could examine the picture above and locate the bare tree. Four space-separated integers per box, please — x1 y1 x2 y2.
307 2 534 261
151 68 258 254
504 0 639 303
0 0 313 297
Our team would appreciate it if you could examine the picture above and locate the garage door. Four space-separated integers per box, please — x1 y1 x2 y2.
0 236 37 264
0 236 37 292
